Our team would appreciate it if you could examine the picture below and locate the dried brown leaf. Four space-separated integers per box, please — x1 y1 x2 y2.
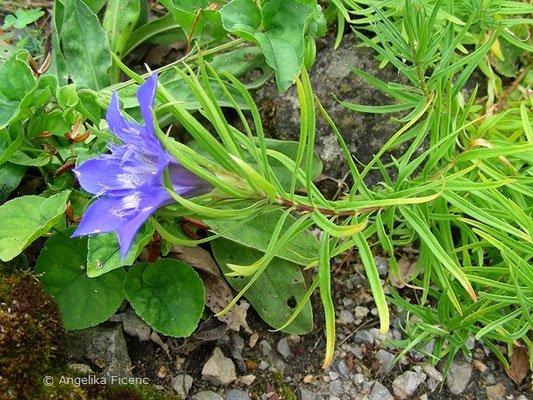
505 346 530 386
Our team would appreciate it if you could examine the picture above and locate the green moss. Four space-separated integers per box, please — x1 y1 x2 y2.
0 271 66 399
90 384 180 400
271 372 296 400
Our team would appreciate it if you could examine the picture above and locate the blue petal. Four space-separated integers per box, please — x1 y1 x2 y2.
116 207 155 260
168 162 213 198
113 190 170 259
74 149 168 196
106 92 148 147
137 73 158 140
71 197 127 237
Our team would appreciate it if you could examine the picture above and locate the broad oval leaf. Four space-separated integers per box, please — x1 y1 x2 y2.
35 228 126 330
87 223 154 277
59 0 111 90
211 237 313 334
0 51 36 129
221 0 314 92
0 191 70 261
124 259 204 337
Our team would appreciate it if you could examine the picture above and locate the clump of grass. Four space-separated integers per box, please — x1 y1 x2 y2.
323 0 533 374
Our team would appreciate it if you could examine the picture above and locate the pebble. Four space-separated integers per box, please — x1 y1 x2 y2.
249 332 259 348
225 389 251 400
486 383 505 400
485 373 496 385
423 365 442 383
202 347 237 385
466 335 476 350
339 309 355 324
375 349 396 373
352 373 365 385
373 256 389 277
446 361 472 395
258 360 269 371
354 329 374 344
329 371 339 381
392 371 426 399
329 380 344 396
68 363 94 375
354 306 369 319
109 307 151 341
473 359 487 373
303 374 314 384
172 374 193 397
67 325 132 379
259 340 272 357
231 334 246 372
193 391 223 400
334 360 350 381
369 381 393 400
299 388 317 400
277 338 292 359
239 375 256 386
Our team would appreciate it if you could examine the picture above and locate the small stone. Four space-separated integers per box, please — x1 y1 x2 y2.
375 349 396 373
473 359 487 373
258 360 269 371
239 375 256 386
352 373 365 385
269 354 286 373
342 298 353 307
465 335 475 350
426 378 439 393
354 329 374 344
277 338 292 359
202 347 237 385
354 306 369 320
339 309 355 324
446 361 472 395
68 363 93 375
172 374 193 397
486 383 505 400
334 360 350 380
329 380 344 396
485 373 496 385
349 345 363 359
329 371 339 381
392 371 426 399
193 391 223 400
299 388 316 400
369 381 393 400
303 374 314 384
419 395 428 400
259 340 272 357
373 256 389 277
225 389 250 400
109 307 151 341
249 332 259 348
67 325 132 379
287 334 301 344
329 397 340 400
231 334 246 372
423 365 442 383
157 365 168 378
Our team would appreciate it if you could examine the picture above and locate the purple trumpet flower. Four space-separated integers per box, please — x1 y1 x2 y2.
72 74 211 259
